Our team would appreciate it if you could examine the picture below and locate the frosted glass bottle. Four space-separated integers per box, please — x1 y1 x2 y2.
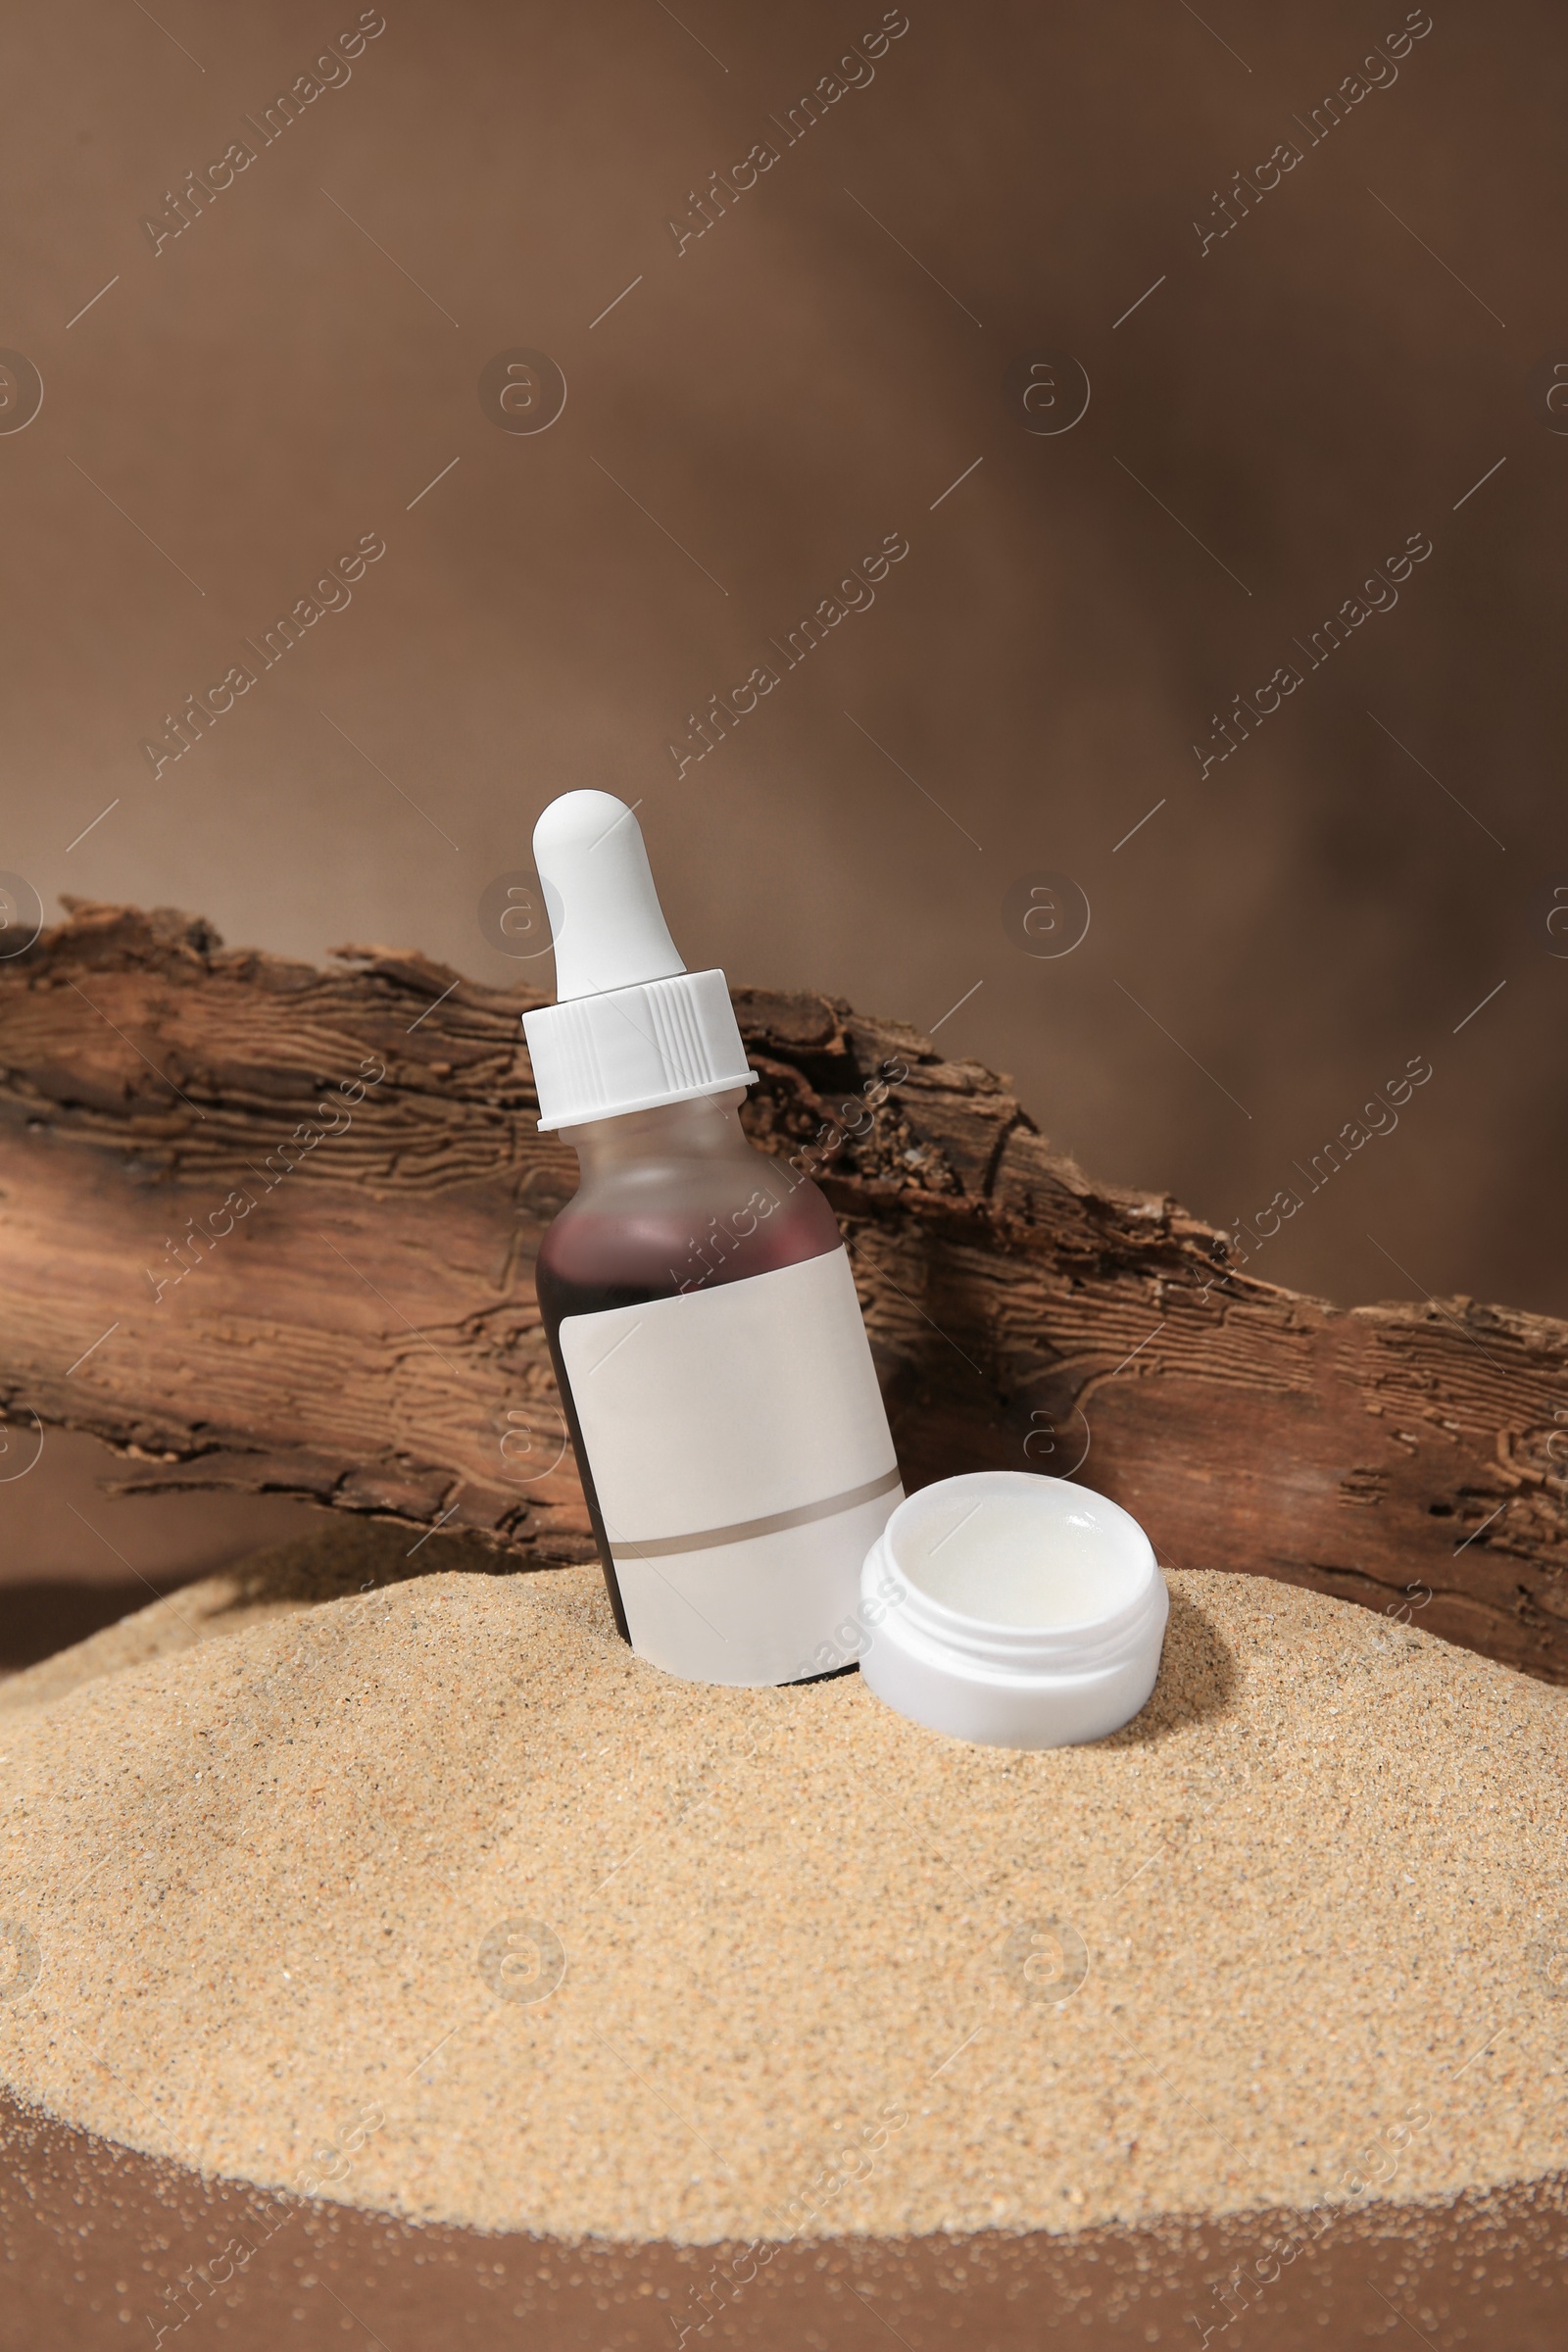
522 794 903 1688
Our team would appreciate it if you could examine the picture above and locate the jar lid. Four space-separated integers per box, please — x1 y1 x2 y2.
858 1471 1168 1748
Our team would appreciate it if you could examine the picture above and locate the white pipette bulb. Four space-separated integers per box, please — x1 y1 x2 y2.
533 791 685 1003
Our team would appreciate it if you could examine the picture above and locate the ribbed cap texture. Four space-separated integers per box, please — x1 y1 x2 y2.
522 967 756 1129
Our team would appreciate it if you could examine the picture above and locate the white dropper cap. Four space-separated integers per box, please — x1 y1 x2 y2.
519 792 757 1132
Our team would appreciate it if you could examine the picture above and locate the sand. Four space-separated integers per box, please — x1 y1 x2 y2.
1 1533 1565 2245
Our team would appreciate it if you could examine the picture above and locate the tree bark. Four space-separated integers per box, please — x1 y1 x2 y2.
2 902 1564 1681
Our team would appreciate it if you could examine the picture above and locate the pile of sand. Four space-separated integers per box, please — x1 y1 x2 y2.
1 1540 1564 2243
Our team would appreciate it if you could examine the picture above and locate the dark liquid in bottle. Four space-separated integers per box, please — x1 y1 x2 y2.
536 1185 844 1642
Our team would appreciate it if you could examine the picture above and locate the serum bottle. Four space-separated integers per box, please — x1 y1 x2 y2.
523 791 904 1689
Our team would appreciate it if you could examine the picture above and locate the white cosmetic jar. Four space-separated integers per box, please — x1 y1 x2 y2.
858 1471 1169 1748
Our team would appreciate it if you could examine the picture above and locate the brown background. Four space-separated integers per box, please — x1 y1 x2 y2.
0 0 1562 1340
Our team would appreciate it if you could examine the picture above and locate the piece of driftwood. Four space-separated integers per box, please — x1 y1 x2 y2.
0 902 1563 1681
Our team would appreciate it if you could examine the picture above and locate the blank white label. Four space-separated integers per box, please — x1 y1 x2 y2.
559 1248 902 1688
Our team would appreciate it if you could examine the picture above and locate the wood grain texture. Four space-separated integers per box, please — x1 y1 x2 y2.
2 901 1564 1679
